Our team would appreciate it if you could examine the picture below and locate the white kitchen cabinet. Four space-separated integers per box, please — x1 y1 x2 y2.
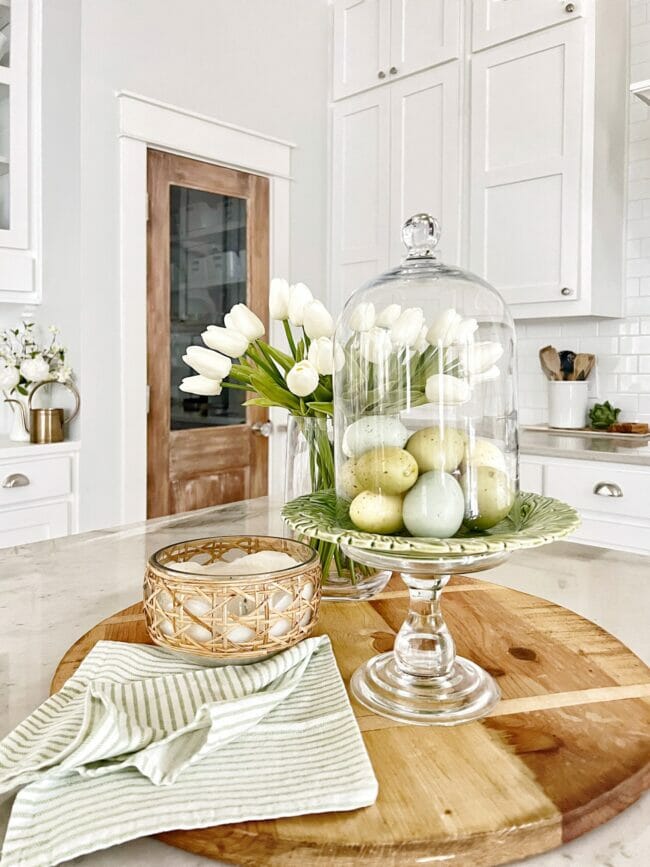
468 3 627 319
389 0 460 83
330 0 628 319
0 438 79 548
469 22 582 310
388 63 460 264
520 454 650 556
331 64 461 313
472 0 583 52
0 0 41 302
332 0 460 100
331 87 391 312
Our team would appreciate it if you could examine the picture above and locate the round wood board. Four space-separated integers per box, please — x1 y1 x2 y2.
51 574 650 867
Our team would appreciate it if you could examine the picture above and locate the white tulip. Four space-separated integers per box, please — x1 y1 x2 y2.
425 373 471 405
286 360 319 397
202 326 249 358
414 325 428 354
0 363 20 391
224 303 265 340
391 307 425 347
376 304 402 328
183 346 232 380
454 317 478 344
308 337 344 375
269 277 291 320
179 375 223 396
19 356 50 383
349 302 375 332
463 341 504 374
287 282 314 327
473 365 500 383
303 300 334 339
426 308 462 347
359 326 393 364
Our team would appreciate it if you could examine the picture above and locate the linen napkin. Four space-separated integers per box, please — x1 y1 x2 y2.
0 636 377 867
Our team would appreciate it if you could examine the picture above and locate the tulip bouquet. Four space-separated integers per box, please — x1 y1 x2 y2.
180 277 341 498
0 322 72 396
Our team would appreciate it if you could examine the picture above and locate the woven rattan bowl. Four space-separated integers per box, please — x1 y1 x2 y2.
143 535 321 660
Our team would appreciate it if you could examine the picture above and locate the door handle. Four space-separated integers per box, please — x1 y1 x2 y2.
2 473 30 489
251 421 273 438
593 481 623 498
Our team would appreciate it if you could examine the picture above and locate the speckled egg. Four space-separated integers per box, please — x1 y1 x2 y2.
342 416 409 458
349 490 404 534
355 446 419 495
406 426 465 473
463 466 514 530
402 471 465 538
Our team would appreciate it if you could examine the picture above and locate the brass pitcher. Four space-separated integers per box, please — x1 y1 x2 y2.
5 380 80 444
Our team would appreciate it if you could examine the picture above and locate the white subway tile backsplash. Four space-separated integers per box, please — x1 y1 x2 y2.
516 14 650 428
620 335 650 354
597 355 639 374
597 319 640 336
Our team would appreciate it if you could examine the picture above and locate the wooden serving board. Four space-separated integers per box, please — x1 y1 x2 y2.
525 423 650 441
52 575 650 867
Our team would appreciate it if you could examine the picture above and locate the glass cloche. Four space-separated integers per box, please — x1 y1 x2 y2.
333 214 518 540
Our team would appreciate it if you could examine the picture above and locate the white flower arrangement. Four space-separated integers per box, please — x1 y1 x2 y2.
0 322 73 396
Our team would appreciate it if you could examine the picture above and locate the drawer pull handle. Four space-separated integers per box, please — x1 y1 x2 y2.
1 473 30 489
593 481 623 498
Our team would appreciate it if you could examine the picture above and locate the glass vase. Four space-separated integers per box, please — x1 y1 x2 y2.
284 414 391 601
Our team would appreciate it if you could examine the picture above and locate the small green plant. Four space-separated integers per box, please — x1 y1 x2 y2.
588 400 621 430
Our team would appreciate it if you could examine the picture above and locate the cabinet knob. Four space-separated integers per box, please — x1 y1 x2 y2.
378 70 386 79
1 473 30 489
561 287 573 296
565 3 575 12
389 66 398 75
593 481 623 498
251 421 273 438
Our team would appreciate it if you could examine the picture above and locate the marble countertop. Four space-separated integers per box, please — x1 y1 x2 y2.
521 428 650 465
0 497 648 866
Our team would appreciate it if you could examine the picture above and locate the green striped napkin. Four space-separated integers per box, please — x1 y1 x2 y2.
0 636 377 867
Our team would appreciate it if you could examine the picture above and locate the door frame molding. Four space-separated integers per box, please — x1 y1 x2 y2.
118 91 294 524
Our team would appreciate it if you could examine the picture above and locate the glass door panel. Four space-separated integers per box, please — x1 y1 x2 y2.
169 185 247 430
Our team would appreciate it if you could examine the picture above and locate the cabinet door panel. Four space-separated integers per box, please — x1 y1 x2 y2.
472 0 583 51
333 0 391 100
391 0 460 79
0 502 69 548
389 64 461 264
331 89 391 313
469 23 583 309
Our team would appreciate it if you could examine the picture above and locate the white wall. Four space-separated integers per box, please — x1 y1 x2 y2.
518 1 650 426
3 0 328 531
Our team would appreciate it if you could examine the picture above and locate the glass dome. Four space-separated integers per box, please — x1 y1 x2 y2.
333 213 518 539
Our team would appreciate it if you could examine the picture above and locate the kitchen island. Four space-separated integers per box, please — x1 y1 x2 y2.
0 496 648 866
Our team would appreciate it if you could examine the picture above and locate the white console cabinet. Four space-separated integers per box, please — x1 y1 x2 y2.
521 454 650 556
0 439 79 548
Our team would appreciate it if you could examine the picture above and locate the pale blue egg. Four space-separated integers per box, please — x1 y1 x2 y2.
402 471 465 538
343 415 409 457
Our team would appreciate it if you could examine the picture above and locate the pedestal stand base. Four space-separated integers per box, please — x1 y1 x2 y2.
321 569 391 601
352 651 500 726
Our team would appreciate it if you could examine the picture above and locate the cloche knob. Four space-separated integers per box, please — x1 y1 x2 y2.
402 214 441 259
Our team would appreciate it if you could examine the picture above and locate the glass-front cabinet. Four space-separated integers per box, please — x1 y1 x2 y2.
0 0 38 301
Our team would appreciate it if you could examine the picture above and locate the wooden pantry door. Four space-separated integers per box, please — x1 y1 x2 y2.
147 150 270 518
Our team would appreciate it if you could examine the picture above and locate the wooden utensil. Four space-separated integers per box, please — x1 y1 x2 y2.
570 353 595 381
539 345 562 380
